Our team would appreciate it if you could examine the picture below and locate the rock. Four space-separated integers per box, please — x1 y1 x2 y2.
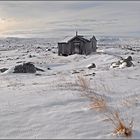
47 49 51 51
110 60 123 68
84 72 96 76
79 69 84 72
92 72 96 76
123 56 133 67
13 62 36 73
13 62 45 73
37 46 41 49
29 55 32 58
72 70 80 74
29 54 36 58
126 61 134 67
36 67 45 72
119 62 127 68
87 63 96 69
7 58 13 60
125 56 132 61
110 62 119 68
0 68 8 73
47 67 51 70
131 52 134 55
110 56 134 69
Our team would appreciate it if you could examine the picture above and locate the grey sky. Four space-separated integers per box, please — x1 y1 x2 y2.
0 1 140 38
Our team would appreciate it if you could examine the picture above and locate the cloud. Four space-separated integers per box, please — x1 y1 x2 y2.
0 1 140 38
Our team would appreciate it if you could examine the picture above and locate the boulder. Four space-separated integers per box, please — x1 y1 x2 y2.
126 61 133 67
87 63 96 69
29 55 32 58
125 56 132 61
110 61 122 68
110 56 134 69
47 67 51 70
0 68 8 73
123 56 133 67
119 62 127 69
13 62 36 73
47 48 51 51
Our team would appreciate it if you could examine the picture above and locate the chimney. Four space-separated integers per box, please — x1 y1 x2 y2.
76 31 78 36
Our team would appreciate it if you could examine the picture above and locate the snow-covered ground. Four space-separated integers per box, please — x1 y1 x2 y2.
0 36 140 139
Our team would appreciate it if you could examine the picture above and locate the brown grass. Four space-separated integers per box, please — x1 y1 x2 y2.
58 73 134 138
75 74 134 137
75 74 107 111
75 74 91 91
89 95 107 111
105 111 133 137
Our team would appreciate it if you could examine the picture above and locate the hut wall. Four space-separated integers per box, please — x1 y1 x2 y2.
84 42 91 55
90 38 97 52
68 38 86 55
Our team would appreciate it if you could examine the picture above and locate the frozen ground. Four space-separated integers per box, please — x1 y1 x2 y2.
0 36 140 139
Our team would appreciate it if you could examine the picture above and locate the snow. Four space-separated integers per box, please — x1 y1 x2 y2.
0 36 140 138
58 35 92 43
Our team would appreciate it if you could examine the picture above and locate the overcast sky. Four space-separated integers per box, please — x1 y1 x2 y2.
0 1 140 38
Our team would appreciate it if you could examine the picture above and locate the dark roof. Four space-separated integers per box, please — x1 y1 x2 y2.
59 35 95 43
68 35 90 43
91 35 97 41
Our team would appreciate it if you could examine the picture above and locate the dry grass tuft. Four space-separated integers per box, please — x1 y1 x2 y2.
75 74 107 111
75 74 91 91
89 95 107 111
74 74 134 137
105 111 133 137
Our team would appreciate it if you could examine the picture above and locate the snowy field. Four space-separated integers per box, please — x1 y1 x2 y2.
0 36 140 139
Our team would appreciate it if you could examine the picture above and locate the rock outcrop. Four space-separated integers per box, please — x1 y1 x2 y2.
13 62 45 73
13 62 36 73
0 68 8 73
110 56 134 69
